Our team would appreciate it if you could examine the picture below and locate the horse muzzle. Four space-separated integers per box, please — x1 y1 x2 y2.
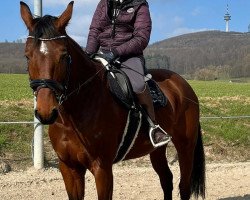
35 108 58 125
29 78 67 124
33 86 60 125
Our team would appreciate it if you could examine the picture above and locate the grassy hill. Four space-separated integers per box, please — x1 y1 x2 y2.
1 31 250 79
145 31 250 79
0 42 26 73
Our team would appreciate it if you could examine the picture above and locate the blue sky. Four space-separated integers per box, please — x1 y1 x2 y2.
1 0 250 46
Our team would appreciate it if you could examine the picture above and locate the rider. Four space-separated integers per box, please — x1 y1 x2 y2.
85 0 170 147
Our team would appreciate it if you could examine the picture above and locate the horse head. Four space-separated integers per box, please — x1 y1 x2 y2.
20 1 74 124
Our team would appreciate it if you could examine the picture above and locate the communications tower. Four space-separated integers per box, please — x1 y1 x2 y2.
224 4 231 32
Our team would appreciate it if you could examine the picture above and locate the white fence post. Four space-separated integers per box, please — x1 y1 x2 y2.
34 0 42 17
33 99 44 169
33 0 44 169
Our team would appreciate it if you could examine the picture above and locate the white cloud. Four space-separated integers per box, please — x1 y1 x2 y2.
151 11 209 42
167 27 208 38
167 13 208 38
173 16 184 27
67 14 93 45
26 0 98 46
66 2 98 46
191 7 201 16
28 0 99 8
68 15 92 35
69 34 88 47
148 0 178 3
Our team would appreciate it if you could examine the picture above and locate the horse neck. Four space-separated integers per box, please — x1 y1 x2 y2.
67 37 99 85
63 37 107 117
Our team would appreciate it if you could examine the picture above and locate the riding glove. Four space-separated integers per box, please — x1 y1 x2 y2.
85 51 96 59
102 51 116 63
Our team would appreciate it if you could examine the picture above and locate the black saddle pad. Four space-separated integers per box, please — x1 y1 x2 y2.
147 79 167 108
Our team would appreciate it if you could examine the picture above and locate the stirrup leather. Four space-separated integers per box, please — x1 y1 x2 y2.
149 125 172 147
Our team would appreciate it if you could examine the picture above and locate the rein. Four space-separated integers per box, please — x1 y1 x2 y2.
27 35 104 105
65 67 105 102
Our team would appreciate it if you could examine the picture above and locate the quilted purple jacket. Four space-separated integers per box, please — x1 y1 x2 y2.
85 0 152 58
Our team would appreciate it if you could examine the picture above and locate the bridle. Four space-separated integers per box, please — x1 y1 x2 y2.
27 35 105 105
27 35 71 105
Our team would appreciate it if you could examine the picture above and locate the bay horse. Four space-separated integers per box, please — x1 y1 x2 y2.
20 1 205 200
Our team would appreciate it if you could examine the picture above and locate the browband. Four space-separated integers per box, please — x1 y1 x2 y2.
27 35 67 41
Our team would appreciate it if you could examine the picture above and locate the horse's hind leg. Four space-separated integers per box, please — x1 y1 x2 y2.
150 146 173 200
176 142 194 200
59 161 86 200
175 127 197 200
176 125 206 200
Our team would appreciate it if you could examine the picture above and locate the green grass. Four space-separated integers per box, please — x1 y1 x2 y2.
0 74 33 100
0 75 249 162
189 80 250 97
189 80 250 147
0 101 34 153
0 74 34 155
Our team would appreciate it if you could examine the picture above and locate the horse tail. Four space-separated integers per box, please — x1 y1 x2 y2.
191 122 206 199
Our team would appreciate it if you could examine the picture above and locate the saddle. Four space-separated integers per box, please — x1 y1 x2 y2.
92 54 167 109
107 66 167 110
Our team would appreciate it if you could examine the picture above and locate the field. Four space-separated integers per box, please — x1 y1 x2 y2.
0 74 249 199
0 74 249 169
189 80 250 156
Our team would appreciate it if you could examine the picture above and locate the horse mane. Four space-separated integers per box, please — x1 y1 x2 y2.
32 14 88 59
67 35 88 58
32 15 60 42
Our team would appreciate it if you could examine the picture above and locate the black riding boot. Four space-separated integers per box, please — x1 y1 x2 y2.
136 85 171 147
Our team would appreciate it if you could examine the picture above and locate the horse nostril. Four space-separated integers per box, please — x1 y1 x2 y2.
51 108 59 120
34 108 58 125
35 109 42 122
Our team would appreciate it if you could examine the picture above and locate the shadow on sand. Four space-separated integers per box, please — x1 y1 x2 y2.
219 195 250 200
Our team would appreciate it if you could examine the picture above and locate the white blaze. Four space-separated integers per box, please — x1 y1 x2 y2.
40 41 49 55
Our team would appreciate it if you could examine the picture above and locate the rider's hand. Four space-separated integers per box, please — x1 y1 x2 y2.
102 51 116 63
85 51 94 58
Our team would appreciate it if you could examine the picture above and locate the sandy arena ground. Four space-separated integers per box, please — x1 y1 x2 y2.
0 161 249 200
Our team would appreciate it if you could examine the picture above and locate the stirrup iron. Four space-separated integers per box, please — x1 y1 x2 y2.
149 125 172 147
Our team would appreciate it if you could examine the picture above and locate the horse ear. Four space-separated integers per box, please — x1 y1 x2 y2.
56 1 74 31
20 1 34 31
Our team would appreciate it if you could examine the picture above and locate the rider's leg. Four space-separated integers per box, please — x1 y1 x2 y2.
136 85 170 146
121 57 170 147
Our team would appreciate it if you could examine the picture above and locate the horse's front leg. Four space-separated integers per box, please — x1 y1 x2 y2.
93 164 114 200
59 160 86 200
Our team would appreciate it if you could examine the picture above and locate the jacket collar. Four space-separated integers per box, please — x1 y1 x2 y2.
121 0 148 10
108 0 148 11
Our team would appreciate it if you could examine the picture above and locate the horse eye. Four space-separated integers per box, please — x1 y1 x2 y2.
25 55 30 62
62 54 68 59
60 53 69 62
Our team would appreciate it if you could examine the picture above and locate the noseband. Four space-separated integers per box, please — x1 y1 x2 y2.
27 35 71 105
